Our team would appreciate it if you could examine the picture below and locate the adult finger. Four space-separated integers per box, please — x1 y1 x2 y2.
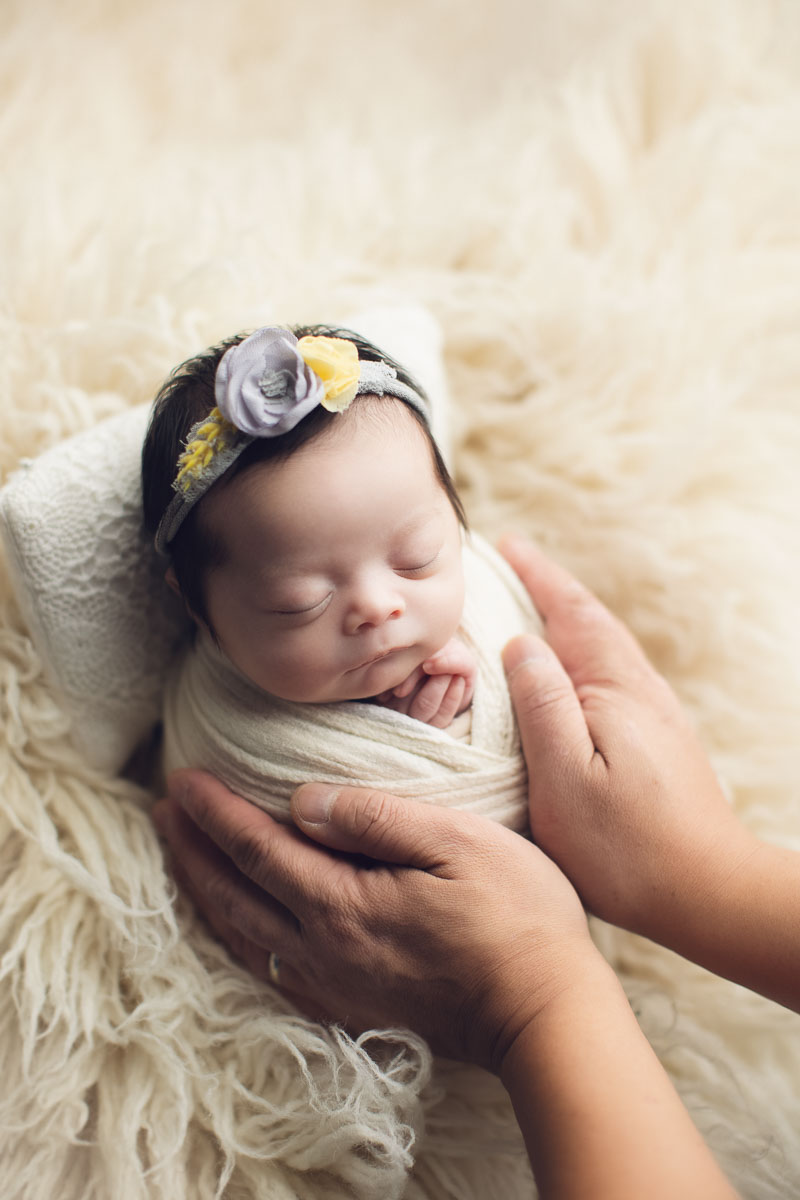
498 534 652 688
502 634 597 771
154 797 337 1006
290 781 501 873
167 768 359 918
154 793 300 954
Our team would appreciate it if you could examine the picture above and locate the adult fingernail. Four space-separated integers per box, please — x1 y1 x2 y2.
498 530 535 558
167 769 191 808
502 635 548 677
293 783 339 824
152 800 168 834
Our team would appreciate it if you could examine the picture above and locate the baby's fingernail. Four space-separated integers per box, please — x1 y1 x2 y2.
293 783 339 824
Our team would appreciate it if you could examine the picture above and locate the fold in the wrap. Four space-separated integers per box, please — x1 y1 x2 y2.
163 533 539 833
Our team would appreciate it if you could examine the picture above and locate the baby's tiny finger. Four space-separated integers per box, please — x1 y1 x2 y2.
429 676 465 729
392 667 424 699
376 691 414 716
409 674 450 724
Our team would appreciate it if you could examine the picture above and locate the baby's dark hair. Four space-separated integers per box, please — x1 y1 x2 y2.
141 324 466 625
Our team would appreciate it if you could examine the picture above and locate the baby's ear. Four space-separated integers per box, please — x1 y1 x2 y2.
164 565 181 597
165 565 208 634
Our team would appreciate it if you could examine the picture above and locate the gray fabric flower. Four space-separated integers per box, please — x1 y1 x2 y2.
214 327 325 437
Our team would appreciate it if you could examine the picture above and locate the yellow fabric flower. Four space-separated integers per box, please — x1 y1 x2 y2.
175 407 236 492
296 336 360 412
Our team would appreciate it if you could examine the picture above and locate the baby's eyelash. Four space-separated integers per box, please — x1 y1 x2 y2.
272 593 331 617
396 552 440 577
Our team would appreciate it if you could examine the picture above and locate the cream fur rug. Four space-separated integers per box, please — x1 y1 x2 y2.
2 1 800 1196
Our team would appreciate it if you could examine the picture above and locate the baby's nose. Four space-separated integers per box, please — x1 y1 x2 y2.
344 578 405 634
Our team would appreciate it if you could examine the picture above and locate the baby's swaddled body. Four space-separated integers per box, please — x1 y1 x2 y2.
163 534 536 833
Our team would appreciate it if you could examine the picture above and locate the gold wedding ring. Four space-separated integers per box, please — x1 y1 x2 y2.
268 951 281 987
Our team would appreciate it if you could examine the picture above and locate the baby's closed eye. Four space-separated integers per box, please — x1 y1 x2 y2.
267 592 333 619
393 547 442 577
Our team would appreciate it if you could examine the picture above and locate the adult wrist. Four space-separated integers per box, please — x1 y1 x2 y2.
493 936 611 1079
661 832 800 1011
639 823 761 966
497 943 740 1199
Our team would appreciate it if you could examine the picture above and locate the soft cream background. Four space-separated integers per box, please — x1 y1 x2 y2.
2 1 799 1197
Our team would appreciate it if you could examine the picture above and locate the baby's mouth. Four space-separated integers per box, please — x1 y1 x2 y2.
351 646 407 671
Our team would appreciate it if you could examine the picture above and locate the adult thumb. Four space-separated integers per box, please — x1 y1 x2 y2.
503 633 594 770
291 783 463 870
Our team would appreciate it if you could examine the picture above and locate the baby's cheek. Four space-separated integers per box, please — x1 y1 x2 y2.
253 640 324 701
431 575 465 640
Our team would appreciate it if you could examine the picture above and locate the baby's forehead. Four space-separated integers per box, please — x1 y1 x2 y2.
282 394 441 480
329 394 442 465
202 399 444 555
334 391 432 439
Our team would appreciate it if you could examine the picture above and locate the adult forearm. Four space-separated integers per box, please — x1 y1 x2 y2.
660 838 800 1014
501 952 738 1200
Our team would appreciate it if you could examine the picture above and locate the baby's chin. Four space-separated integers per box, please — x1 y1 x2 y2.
336 646 425 702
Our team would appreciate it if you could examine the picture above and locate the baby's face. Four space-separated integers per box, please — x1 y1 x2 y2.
198 403 465 703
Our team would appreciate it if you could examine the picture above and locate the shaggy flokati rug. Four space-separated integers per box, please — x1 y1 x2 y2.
2 1 800 1196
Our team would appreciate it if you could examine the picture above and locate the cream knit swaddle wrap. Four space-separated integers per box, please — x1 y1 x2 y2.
163 534 538 832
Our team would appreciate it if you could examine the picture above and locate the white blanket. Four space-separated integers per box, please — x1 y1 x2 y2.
163 534 536 835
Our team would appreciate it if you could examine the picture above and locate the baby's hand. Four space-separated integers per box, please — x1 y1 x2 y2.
376 637 476 728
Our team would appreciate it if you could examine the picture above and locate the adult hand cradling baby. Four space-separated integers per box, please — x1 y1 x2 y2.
154 534 800 1199
156 766 589 1070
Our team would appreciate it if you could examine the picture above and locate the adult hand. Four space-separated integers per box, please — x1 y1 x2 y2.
154 772 593 1073
499 535 800 1013
154 769 740 1200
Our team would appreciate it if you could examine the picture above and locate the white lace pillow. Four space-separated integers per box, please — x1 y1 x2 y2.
0 305 451 774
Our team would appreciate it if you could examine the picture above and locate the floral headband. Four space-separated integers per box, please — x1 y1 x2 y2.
154 325 431 554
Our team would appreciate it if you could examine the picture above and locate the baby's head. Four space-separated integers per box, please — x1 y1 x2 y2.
142 325 467 703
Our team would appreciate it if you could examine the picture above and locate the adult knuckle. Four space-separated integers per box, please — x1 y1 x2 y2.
350 787 393 835
327 890 367 942
202 863 243 926
341 788 398 844
436 810 498 866
226 816 276 882
514 679 571 726
305 865 370 943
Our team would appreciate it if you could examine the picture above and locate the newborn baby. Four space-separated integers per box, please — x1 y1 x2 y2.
142 324 535 829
